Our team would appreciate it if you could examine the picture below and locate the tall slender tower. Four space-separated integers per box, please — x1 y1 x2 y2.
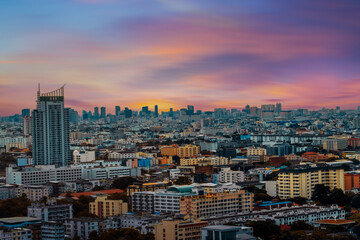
31 85 70 167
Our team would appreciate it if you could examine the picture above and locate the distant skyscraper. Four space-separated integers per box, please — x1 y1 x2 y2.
23 116 32 136
68 108 79 124
124 107 132 118
169 108 173 117
154 105 159 117
94 107 99 119
100 107 106 118
275 103 282 113
31 85 70 167
115 106 120 116
141 106 149 117
187 105 194 115
21 109 30 117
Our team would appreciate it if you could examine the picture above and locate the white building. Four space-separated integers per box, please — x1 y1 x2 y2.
73 150 95 163
262 181 278 197
219 168 245 183
6 165 82 185
65 218 101 240
18 185 51 202
108 152 137 160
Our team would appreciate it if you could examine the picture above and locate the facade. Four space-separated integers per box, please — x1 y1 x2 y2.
0 185 16 200
41 221 65 240
155 217 208 240
23 116 32 136
278 163 345 199
247 147 266 156
126 182 172 197
344 172 360 191
323 138 348 151
32 85 71 166
180 190 253 219
0 228 33 240
178 145 201 157
201 225 255 240
219 168 245 183
18 185 50 202
89 195 128 218
64 218 101 240
180 156 229 166
131 192 155 213
28 203 73 221
6 165 82 185
73 150 95 163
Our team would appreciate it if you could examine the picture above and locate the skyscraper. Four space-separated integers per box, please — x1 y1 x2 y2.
154 105 158 117
187 105 194 115
94 107 99 120
21 108 30 117
115 106 120 116
100 107 106 118
31 85 70 167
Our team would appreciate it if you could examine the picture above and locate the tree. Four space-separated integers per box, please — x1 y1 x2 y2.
111 177 137 190
290 220 313 231
174 176 192 185
312 184 330 203
289 197 307 205
108 192 128 202
88 231 99 240
254 193 272 201
327 188 346 206
246 221 280 240
351 194 360 209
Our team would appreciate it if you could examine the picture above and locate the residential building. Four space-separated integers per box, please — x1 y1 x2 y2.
278 163 345 199
41 221 65 240
180 190 253 219
344 172 360 191
72 150 95 164
132 192 155 213
247 147 266 156
28 203 73 221
18 185 50 202
219 168 245 183
89 195 128 218
180 156 229 166
155 216 208 240
64 218 101 240
201 225 255 240
323 137 349 151
32 85 71 166
6 165 82 185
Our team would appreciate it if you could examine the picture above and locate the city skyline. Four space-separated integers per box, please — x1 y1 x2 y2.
1 0 360 115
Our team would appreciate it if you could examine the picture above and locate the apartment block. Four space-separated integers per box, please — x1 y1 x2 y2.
278 163 345 199
89 195 128 218
155 216 208 240
219 168 245 183
180 190 253 219
247 146 266 156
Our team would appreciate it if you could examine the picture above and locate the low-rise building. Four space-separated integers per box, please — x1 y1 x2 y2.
201 225 255 240
219 168 245 183
155 216 208 240
64 218 101 240
28 203 73 222
89 195 128 218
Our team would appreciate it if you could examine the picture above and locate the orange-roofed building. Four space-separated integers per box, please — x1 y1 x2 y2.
61 189 124 198
344 172 360 191
302 152 328 162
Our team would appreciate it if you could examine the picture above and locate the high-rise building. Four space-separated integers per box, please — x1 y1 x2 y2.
100 107 106 118
94 107 99 119
124 107 132 118
21 108 30 117
31 85 71 167
187 105 194 115
276 102 282 113
23 116 32 136
169 108 173 117
154 105 159 117
115 106 120 116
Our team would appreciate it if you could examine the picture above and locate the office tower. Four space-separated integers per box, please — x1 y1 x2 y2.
261 104 275 111
141 106 149 117
154 105 158 118
115 106 120 116
275 103 282 113
124 107 132 118
31 85 70 167
169 108 173 117
21 109 30 117
94 107 99 120
82 110 89 120
68 108 79 124
187 105 194 115
100 107 106 118
23 116 32 136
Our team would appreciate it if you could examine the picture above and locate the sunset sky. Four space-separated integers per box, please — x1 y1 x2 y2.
1 0 360 115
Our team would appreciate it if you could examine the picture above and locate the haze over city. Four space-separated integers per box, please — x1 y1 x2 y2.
1 0 360 115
